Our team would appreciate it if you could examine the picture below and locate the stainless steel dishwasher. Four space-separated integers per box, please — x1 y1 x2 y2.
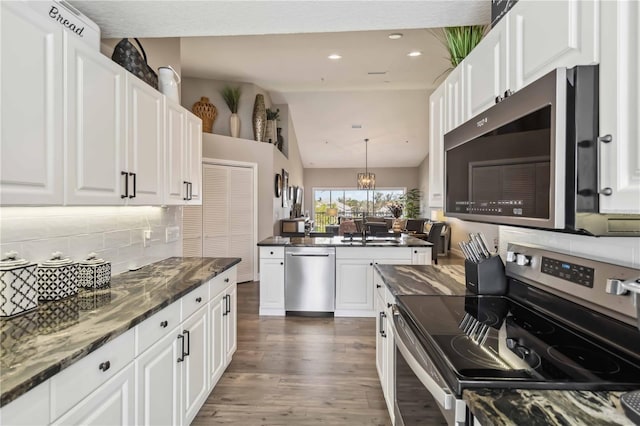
284 246 335 315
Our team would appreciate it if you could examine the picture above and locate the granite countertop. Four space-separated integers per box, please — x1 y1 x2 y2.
258 235 432 247
374 264 467 296
0 256 240 407
463 388 633 426
374 264 634 426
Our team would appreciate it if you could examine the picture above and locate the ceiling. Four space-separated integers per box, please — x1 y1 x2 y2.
72 1 491 169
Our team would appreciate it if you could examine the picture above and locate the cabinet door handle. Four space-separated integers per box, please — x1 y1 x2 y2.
128 172 136 198
270 251 274 255
376 284 381 288
598 134 613 196
280 262 283 266
414 250 418 254
188 182 193 200
387 303 392 308
121 171 129 199
183 329 190 357
98 361 111 372
183 181 189 201
226 294 231 315
224 278 230 283
378 311 384 336
222 298 228 316
370 262 373 266
160 320 168 328
380 312 387 338
196 296 202 303
177 334 185 362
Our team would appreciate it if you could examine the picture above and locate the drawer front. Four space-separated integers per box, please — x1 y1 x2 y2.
210 267 237 299
182 283 209 320
259 247 284 259
373 269 386 301
50 327 135 420
336 247 412 260
135 299 182 355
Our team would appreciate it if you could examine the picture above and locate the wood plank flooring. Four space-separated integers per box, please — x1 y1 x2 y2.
194 257 462 425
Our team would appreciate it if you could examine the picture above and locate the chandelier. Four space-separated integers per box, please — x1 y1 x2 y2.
357 138 375 190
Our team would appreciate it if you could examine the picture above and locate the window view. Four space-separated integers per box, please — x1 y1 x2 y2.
313 188 405 231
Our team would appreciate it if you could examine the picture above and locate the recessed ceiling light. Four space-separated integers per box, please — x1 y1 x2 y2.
388 33 403 40
408 51 422 57
328 54 342 60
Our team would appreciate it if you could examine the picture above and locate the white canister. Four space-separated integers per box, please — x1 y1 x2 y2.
158 66 181 103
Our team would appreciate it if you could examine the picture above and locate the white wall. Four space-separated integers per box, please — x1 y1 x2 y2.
499 226 640 268
0 206 183 276
418 154 429 217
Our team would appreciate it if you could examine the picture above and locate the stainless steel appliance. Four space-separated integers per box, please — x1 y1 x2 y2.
284 246 335 314
444 65 640 236
392 243 640 425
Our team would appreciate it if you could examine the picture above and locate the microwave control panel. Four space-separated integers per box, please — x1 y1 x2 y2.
541 256 594 288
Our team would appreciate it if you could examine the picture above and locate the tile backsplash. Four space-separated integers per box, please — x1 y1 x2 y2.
499 226 640 268
0 206 183 276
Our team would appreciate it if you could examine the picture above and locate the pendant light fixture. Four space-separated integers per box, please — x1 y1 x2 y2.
357 138 375 190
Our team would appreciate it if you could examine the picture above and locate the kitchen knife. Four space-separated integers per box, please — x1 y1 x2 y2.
458 242 471 261
476 233 492 257
464 241 480 263
473 234 491 259
467 238 483 262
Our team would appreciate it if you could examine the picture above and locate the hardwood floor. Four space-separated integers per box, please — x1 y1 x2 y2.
194 257 459 425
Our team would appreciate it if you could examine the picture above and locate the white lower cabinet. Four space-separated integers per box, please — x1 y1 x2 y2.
52 364 135 426
135 329 182 426
259 247 285 315
0 379 50 426
182 306 209 425
374 270 396 424
209 291 226 388
224 284 237 361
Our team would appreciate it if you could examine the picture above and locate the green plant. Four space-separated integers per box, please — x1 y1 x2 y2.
441 26 487 67
266 108 280 120
401 188 421 219
220 86 241 113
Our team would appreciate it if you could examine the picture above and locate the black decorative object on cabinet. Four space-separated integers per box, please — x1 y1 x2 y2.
274 173 282 198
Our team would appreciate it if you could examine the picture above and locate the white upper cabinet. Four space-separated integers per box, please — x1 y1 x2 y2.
444 65 465 132
428 84 446 208
508 0 599 91
65 34 126 205
185 113 203 204
165 100 187 204
1 2 63 205
598 0 640 214
126 75 165 205
464 17 509 119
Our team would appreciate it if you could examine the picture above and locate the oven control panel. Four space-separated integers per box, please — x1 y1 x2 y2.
541 256 594 288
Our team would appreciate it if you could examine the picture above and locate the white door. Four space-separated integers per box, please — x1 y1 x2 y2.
259 259 285 309
182 306 208 425
508 0 599 91
464 17 509 119
209 292 226 388
185 113 203 204
428 84 446 208
224 284 238 362
126 75 164 205
52 364 135 425
65 35 126 205
201 163 256 283
135 331 182 426
165 99 187 204
335 259 373 313
599 0 640 214
444 65 465 132
1 2 63 205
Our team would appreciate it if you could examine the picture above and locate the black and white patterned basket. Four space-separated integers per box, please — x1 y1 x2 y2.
77 254 111 289
0 253 38 317
37 253 78 301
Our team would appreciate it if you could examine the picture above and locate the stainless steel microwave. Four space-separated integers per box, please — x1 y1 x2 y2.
444 65 639 236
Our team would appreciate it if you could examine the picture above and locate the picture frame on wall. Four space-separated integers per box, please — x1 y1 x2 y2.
282 169 289 207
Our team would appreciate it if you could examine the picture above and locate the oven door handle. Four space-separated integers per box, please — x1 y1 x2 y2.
393 314 455 411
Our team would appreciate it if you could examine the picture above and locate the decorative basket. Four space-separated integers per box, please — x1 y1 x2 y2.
0 252 38 317
37 252 78 301
192 96 217 133
77 253 111 289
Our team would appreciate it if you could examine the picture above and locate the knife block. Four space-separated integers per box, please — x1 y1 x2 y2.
465 255 507 295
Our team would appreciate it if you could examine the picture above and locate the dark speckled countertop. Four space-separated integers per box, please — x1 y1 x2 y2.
372 264 635 426
258 235 432 247
0 256 240 407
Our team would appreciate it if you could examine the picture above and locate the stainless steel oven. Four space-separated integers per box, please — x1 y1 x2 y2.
391 243 640 426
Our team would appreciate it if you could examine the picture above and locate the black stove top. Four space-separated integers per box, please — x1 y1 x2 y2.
396 293 640 396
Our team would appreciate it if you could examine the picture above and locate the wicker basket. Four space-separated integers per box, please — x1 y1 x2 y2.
192 96 217 133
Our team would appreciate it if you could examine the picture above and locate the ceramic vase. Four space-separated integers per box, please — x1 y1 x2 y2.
229 113 240 138
265 120 277 144
276 127 284 151
192 97 217 133
252 94 266 142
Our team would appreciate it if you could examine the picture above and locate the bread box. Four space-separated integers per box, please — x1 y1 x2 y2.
0 252 38 317
37 252 78 301
77 253 111 289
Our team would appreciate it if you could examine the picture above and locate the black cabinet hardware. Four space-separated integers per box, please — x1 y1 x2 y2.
188 182 193 200
414 250 418 254
376 284 381 288
381 312 387 338
195 297 202 303
226 294 231 314
370 262 373 266
177 334 185 362
280 262 283 266
387 303 392 308
224 278 230 283
160 320 168 328
121 171 129 199
129 172 136 198
183 181 189 200
99 361 111 372
183 330 190 357
270 251 274 255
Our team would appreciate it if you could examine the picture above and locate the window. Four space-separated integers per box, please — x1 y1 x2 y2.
313 188 405 231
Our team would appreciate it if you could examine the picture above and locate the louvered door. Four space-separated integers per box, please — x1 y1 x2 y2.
201 164 255 282
183 206 203 256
